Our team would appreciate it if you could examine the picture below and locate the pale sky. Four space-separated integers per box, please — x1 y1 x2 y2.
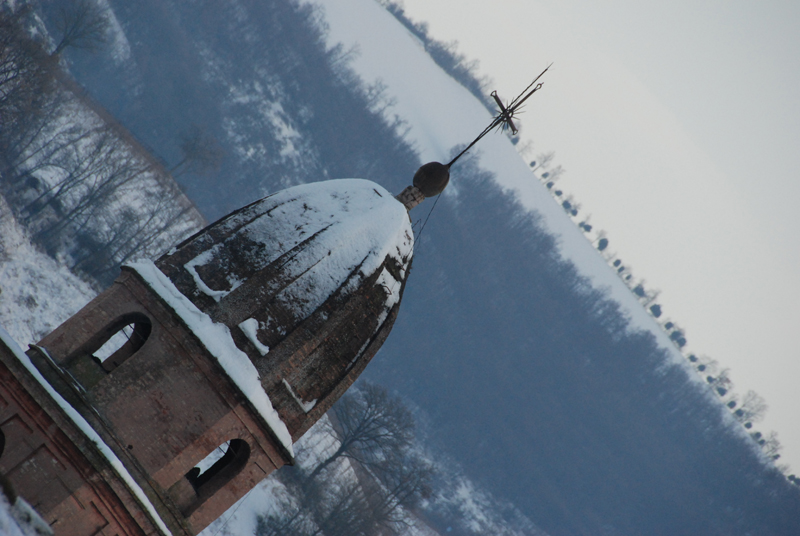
395 0 800 472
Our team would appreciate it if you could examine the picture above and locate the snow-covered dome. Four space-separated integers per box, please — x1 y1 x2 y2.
151 179 413 438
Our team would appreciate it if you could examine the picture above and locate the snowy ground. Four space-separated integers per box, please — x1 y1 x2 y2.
0 193 95 346
0 493 53 536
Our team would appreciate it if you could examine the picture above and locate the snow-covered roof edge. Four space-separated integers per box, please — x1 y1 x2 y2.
0 327 174 536
125 260 295 458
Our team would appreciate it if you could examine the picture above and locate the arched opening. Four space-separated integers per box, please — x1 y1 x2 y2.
182 439 250 514
63 313 152 389
92 314 152 372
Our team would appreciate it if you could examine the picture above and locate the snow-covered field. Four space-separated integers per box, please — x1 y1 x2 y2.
0 492 53 536
0 193 95 346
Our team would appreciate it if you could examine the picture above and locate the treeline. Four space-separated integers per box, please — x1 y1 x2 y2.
527 150 796 479
0 5 204 287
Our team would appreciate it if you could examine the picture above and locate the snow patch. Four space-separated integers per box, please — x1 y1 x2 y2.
194 441 231 475
95 0 133 64
0 493 52 536
126 260 294 457
375 266 402 309
199 475 290 536
93 324 133 361
224 81 305 165
0 195 95 346
238 318 270 356
282 379 317 413
184 248 241 302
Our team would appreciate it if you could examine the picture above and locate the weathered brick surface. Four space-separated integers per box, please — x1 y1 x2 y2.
0 348 153 535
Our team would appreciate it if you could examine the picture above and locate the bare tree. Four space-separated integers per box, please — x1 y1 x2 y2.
362 453 433 533
533 151 555 175
733 390 768 424
705 369 733 397
51 0 110 56
170 125 224 178
258 479 378 536
306 382 415 482
262 383 433 536
262 451 431 536
0 8 56 135
761 431 782 459
541 164 564 184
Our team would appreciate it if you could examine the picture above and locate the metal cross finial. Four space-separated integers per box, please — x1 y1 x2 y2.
397 64 551 210
446 63 552 168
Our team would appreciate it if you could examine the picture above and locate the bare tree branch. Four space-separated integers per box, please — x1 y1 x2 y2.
52 0 109 56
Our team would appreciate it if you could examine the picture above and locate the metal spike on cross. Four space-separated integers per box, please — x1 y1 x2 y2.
491 90 518 134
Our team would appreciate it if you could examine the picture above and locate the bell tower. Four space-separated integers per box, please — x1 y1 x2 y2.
0 63 546 533
0 178 414 535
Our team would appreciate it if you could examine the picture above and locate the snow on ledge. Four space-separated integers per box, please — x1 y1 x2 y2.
0 327 173 536
184 248 229 302
238 318 270 356
282 379 317 413
125 260 294 457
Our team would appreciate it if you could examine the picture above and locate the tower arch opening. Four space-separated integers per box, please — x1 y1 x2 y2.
182 439 251 515
61 312 153 389
92 313 152 372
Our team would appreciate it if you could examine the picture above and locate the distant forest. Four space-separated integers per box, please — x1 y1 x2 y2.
374 151 800 535
4 0 800 534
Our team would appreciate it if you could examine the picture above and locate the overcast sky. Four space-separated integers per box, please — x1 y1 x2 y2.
394 0 800 472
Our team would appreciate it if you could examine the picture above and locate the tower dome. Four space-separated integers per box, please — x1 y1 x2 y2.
145 178 414 439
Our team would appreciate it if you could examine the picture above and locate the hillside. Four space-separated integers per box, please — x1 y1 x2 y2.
4 0 800 535
0 8 205 289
